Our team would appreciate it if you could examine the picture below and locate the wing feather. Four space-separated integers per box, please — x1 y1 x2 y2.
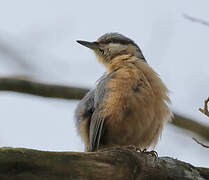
89 72 115 151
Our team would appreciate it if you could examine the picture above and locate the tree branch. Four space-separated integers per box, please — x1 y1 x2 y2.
0 38 35 72
0 77 88 100
1 77 209 142
0 147 208 180
172 114 209 142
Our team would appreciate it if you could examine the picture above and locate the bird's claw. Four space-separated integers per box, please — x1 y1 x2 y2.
141 149 158 159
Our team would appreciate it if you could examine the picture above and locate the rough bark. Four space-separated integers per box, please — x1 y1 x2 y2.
0 147 208 180
0 77 209 142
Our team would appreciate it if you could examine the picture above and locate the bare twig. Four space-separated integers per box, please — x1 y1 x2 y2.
0 38 34 72
199 97 209 117
1 77 209 142
183 14 209 27
193 137 209 148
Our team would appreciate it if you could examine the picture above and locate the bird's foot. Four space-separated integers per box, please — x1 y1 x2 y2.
141 149 158 159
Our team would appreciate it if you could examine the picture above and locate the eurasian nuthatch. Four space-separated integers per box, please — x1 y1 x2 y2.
75 33 172 152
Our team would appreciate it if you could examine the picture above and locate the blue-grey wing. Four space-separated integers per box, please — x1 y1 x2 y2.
75 89 95 124
89 72 115 151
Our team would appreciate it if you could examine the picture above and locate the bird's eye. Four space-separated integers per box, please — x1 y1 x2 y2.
99 48 104 54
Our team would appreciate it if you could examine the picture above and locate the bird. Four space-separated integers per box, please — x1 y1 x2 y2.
75 33 172 152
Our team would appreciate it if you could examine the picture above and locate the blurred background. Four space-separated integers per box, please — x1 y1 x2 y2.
0 0 209 167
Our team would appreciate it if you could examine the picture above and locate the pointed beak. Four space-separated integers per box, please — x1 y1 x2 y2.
76 40 98 50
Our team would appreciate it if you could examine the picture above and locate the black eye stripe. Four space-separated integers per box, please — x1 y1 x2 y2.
99 39 133 45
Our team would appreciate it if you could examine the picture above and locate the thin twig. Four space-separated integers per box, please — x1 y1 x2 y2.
199 97 209 117
0 38 35 72
183 14 209 27
192 137 209 148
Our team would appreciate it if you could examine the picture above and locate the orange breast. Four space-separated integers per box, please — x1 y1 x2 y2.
100 55 172 149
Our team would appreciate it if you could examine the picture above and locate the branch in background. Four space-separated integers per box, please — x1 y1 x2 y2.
199 97 209 118
193 137 209 149
0 147 208 180
183 14 209 27
0 39 34 72
172 114 209 142
0 77 88 100
0 77 209 142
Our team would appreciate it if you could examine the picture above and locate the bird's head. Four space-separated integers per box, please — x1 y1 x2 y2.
77 33 145 66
